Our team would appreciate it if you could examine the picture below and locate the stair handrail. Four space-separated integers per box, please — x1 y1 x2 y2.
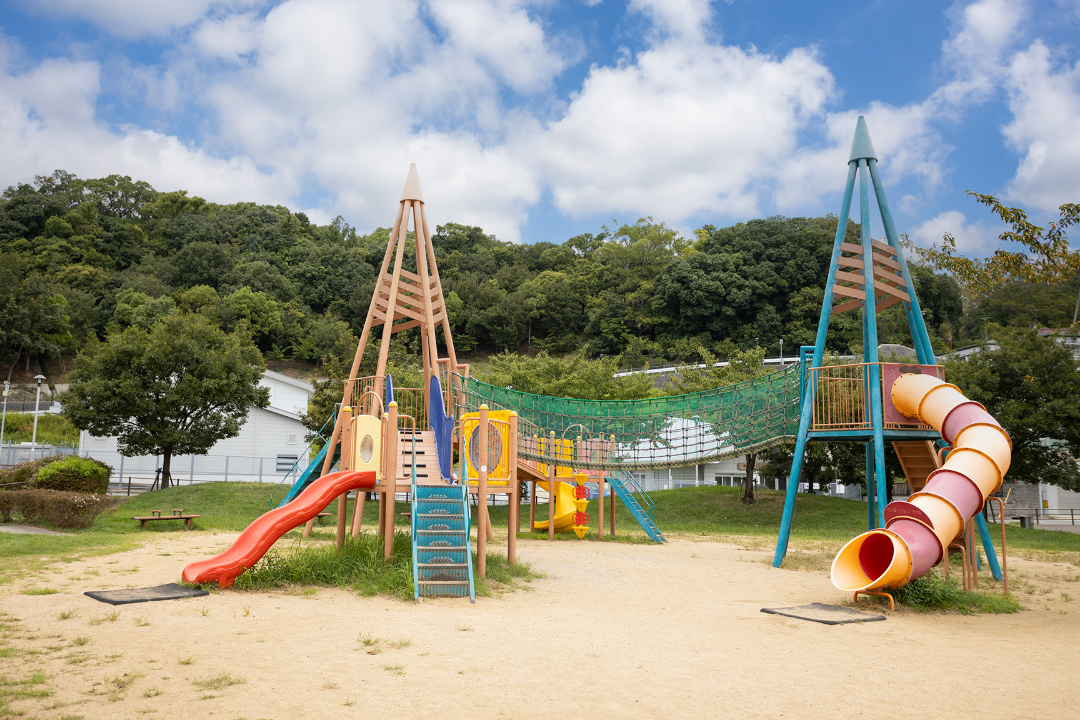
456 419 477 602
399 411 419 602
617 469 658 521
270 406 338 509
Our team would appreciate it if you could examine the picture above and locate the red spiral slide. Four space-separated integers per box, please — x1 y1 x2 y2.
182 470 376 588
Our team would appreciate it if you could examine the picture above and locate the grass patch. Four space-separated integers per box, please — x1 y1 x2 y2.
890 570 1023 614
192 672 245 691
0 413 78 445
0 670 53 715
231 531 414 600
23 587 59 595
474 553 541 596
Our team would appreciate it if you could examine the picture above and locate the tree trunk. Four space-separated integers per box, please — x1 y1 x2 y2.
741 453 756 504
160 450 173 490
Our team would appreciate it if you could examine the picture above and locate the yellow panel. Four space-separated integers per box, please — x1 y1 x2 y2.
351 414 383 476
462 410 513 483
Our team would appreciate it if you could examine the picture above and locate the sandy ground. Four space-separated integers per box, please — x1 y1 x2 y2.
2 532 1079 720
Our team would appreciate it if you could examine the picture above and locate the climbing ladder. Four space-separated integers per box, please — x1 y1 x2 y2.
410 484 475 602
892 441 940 492
609 471 666 543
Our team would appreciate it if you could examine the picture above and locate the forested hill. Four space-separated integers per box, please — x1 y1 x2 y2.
1 170 967 378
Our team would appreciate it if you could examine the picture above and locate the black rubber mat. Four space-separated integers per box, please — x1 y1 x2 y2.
84 583 209 605
760 602 886 625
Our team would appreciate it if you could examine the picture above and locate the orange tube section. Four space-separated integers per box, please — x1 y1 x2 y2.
182 470 376 588
831 374 1011 592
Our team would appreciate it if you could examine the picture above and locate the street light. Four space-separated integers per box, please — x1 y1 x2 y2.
0 380 8 461
31 375 45 460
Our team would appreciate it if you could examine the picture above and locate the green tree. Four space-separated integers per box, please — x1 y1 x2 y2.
219 287 282 351
945 330 1080 491
916 193 1080 306
475 351 653 401
664 347 776 504
60 314 269 488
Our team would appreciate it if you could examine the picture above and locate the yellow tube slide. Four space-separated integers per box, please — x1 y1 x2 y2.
831 374 1012 593
532 480 579 532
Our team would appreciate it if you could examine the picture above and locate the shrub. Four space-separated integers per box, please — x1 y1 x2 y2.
34 456 111 494
0 456 65 487
0 489 116 529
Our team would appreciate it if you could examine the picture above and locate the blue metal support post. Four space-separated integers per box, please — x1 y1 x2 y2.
772 163 857 567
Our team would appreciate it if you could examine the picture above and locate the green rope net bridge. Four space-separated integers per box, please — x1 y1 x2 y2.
455 364 802 472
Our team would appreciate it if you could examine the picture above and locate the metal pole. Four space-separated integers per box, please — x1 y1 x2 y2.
0 380 9 454
31 375 45 458
773 162 858 567
224 456 229 483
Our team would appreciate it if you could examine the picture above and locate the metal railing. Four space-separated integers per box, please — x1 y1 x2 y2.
808 362 942 432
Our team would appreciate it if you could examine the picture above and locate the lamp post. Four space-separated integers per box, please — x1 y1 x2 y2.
0 380 8 461
31 375 45 460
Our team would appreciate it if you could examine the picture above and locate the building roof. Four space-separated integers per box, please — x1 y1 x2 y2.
262 369 314 392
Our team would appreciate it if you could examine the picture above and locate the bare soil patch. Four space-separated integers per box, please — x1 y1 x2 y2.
2 532 1078 719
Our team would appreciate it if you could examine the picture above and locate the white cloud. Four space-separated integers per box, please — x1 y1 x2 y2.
0 53 290 204
28 0 259 37
909 210 1002 254
1001 40 1080 213
3 0 1075 248
540 41 835 220
628 0 713 41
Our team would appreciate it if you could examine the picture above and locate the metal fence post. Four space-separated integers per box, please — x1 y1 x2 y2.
258 457 263 483
224 456 229 483
118 455 125 484
190 455 195 484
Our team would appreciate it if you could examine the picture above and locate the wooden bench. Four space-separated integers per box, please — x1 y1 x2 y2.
133 509 200 529
313 512 331 525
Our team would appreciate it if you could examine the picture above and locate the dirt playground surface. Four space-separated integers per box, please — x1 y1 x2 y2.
3 532 1079 719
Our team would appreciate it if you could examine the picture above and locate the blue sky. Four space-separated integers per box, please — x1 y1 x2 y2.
0 1 1077 256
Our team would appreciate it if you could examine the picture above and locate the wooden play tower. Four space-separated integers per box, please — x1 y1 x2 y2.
771 117 1003 580
308 165 520 595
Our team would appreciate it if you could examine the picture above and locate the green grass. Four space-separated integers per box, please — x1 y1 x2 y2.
231 531 415 600
891 569 1023 614
0 413 79 445
0 670 53 716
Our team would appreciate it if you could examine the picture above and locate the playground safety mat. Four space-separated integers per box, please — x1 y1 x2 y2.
457 364 801 471
760 602 885 625
84 583 209 605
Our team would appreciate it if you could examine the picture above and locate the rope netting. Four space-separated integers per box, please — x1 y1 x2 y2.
456 365 802 471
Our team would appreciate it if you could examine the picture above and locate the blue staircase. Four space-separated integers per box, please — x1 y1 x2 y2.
609 471 666 543
271 410 339 509
410 484 475 602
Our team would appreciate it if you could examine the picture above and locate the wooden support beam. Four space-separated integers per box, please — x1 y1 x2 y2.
871 252 902 272
834 269 866 285
839 242 864 254
832 284 866 300
837 256 865 270
871 239 896 256
831 298 863 314
873 279 911 302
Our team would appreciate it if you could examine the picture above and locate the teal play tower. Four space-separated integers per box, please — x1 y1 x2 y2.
771 117 1003 579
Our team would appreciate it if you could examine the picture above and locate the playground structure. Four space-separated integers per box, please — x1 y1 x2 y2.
187 164 680 600
184 117 1012 607
770 115 1009 604
832 373 1012 604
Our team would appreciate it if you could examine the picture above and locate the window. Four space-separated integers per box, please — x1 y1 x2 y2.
276 455 299 473
286 434 298 445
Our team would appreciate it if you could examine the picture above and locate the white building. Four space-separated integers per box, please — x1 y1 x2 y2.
79 370 315 485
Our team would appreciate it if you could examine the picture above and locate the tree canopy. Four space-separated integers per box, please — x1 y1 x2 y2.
945 330 1080 491
59 314 270 487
